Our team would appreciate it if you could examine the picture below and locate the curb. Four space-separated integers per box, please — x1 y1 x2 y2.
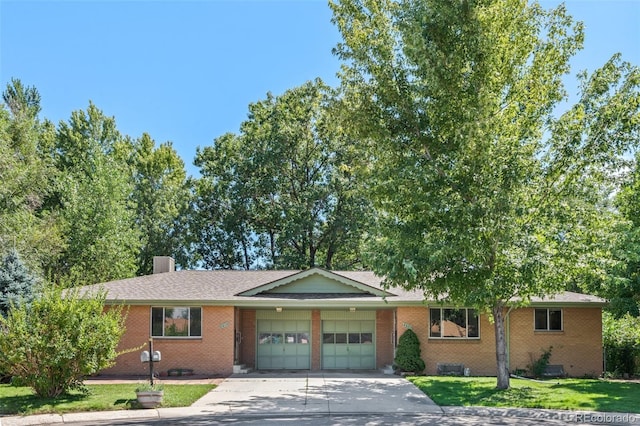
4 407 639 426
1 410 159 426
442 406 639 425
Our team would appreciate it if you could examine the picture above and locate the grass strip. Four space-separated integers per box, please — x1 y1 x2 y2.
0 383 215 416
409 376 640 414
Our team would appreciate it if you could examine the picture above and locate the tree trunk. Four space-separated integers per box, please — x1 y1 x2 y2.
325 243 334 270
309 245 316 268
492 303 510 389
269 230 276 265
241 239 250 270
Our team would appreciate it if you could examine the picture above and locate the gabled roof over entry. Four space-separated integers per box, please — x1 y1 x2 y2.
237 268 394 297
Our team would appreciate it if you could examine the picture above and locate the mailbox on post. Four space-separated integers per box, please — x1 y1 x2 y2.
140 338 161 385
140 351 161 363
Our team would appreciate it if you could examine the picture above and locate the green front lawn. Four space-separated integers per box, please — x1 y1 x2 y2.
409 376 640 413
0 384 215 416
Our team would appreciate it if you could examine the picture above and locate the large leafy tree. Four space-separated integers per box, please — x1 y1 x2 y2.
0 79 63 272
51 103 140 285
195 79 372 270
132 133 192 275
603 152 640 317
331 0 640 388
194 133 255 269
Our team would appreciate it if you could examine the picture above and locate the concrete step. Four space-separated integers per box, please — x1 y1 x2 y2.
381 364 395 375
233 364 252 374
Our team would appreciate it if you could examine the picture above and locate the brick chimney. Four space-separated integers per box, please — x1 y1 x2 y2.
153 256 175 274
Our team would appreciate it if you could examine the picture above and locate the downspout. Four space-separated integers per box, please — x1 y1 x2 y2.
393 309 397 359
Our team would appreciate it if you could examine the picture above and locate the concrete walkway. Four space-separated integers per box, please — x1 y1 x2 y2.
191 371 442 415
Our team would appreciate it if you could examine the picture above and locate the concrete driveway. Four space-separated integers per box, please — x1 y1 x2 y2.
190 371 443 416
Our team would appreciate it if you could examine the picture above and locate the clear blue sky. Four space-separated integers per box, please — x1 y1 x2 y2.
1 1 639 177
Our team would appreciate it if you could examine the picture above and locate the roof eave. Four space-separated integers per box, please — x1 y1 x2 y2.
102 298 606 308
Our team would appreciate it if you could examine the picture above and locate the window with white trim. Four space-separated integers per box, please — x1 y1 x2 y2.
534 308 562 331
429 308 479 338
151 307 202 337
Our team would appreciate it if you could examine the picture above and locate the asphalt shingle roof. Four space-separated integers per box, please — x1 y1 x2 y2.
80 268 606 308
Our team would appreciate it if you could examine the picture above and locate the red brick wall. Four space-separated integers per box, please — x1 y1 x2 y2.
396 306 603 377
396 306 429 372
311 310 322 370
376 309 394 368
102 305 235 376
509 307 603 377
239 309 256 369
107 305 602 377
424 312 497 376
103 306 150 375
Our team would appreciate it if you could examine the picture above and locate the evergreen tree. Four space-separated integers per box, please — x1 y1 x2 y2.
0 249 39 317
394 329 425 373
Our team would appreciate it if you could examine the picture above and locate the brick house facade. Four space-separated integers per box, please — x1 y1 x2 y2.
90 257 605 378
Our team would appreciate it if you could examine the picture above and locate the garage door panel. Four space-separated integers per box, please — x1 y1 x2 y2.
336 322 348 332
361 345 375 356
334 356 349 369
257 319 310 370
362 322 375 333
322 319 376 370
334 345 349 356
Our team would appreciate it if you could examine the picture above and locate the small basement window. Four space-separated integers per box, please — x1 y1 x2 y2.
534 308 562 331
151 307 202 337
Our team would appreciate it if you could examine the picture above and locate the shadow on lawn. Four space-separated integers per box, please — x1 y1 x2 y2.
414 378 540 407
0 391 135 416
0 392 86 415
411 377 640 413
549 380 640 413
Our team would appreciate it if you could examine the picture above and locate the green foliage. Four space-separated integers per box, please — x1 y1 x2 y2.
0 285 126 398
131 133 192 274
2 77 41 119
0 249 40 317
51 103 140 285
331 0 640 388
527 346 553 378
603 312 640 376
135 382 165 392
1 79 197 281
194 79 372 270
601 151 640 317
394 329 425 373
0 79 64 274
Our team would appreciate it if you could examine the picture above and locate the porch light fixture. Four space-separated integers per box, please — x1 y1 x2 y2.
276 307 283 312
349 307 356 312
